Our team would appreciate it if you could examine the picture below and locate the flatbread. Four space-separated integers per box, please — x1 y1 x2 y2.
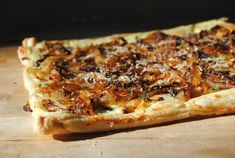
18 18 235 134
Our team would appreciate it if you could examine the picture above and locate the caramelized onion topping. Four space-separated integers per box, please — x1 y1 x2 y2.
36 25 235 115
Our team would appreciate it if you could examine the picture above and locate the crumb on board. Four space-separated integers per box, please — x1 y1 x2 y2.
92 141 98 146
98 151 103 156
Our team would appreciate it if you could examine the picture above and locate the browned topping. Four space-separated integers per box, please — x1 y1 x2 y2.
55 60 76 79
67 95 94 115
23 101 32 112
39 117 45 126
21 57 29 60
42 99 57 112
123 106 136 114
158 97 164 101
36 42 73 66
44 42 73 55
34 25 235 115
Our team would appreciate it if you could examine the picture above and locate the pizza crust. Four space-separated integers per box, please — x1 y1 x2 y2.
32 88 235 134
18 18 235 134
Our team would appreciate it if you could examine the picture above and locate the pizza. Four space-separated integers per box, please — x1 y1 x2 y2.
18 18 235 134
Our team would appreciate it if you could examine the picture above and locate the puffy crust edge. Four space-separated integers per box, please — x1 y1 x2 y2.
34 88 235 134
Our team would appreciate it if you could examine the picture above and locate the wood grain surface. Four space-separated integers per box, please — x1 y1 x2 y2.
0 46 235 158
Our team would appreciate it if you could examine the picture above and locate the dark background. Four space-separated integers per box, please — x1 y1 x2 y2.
1 0 235 45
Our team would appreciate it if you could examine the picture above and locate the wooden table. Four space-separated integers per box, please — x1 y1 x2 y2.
1 46 235 158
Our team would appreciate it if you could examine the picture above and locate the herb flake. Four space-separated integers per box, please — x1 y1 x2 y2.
140 93 151 102
212 85 221 90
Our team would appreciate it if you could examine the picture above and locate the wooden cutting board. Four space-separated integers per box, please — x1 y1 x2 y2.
0 46 235 158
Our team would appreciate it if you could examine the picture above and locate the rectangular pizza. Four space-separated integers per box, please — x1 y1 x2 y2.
18 18 235 134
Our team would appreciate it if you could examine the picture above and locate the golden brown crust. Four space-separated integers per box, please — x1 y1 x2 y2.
33 88 235 134
18 18 235 134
